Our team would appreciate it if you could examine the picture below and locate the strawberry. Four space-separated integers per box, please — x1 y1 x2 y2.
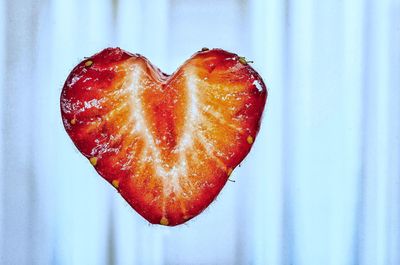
60 47 267 226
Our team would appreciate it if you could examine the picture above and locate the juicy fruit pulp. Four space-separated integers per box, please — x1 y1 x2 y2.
61 48 267 226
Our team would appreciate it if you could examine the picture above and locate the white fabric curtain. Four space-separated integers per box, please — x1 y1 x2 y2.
0 0 399 264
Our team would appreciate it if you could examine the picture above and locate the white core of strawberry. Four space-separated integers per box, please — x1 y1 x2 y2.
176 70 199 152
129 67 164 173
127 66 185 203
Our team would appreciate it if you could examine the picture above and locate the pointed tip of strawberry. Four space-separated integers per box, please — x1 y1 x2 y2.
159 216 169 226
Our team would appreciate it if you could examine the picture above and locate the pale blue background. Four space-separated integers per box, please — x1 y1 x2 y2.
0 0 399 264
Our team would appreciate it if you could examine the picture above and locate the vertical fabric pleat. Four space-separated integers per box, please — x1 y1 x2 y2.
356 0 400 264
1 0 38 264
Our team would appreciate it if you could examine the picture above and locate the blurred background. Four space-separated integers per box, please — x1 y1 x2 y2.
1 0 400 264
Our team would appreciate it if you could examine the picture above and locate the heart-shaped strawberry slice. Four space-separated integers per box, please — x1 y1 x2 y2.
61 48 267 226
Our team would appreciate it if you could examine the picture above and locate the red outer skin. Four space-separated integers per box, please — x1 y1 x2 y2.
60 47 267 226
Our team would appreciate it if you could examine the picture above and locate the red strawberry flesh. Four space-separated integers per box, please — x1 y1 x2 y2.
61 47 267 226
